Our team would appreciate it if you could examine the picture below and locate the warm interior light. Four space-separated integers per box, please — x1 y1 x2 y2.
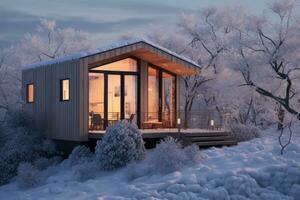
177 118 181 125
61 79 69 101
27 84 34 103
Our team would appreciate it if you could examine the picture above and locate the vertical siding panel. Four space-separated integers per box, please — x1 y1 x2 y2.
78 58 88 140
22 59 84 141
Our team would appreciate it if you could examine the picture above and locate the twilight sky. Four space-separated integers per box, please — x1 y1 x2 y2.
0 0 278 48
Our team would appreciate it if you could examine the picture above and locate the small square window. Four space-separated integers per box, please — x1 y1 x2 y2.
26 84 34 103
60 79 70 101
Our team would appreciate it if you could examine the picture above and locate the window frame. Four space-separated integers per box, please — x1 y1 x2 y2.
60 79 70 102
26 83 34 103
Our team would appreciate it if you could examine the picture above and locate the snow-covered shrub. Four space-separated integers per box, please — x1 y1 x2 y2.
33 156 62 171
73 161 99 181
17 162 43 188
147 137 187 174
127 138 201 180
127 137 201 178
0 111 57 185
183 144 202 165
5 109 35 130
95 120 145 170
231 123 261 142
67 145 93 166
0 124 7 147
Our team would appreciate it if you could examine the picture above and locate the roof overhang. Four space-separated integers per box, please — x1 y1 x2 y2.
23 38 201 75
83 41 201 76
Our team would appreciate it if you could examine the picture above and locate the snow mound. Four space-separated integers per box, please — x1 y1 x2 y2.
17 163 43 188
0 126 299 200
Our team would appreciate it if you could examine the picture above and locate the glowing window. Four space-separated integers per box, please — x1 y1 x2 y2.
60 79 70 101
92 58 137 72
26 84 34 103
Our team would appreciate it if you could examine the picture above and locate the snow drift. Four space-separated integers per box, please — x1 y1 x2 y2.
0 127 299 200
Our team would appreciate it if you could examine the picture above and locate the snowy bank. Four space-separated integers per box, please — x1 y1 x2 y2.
0 127 299 200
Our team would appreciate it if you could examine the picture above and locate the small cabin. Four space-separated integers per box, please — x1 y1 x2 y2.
22 39 201 144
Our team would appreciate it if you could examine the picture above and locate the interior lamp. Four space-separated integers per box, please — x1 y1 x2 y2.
177 118 181 125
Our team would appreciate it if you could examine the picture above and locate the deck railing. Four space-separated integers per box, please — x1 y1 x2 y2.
89 109 231 131
178 109 231 130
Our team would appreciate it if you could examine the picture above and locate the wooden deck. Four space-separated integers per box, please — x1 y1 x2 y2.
89 128 238 147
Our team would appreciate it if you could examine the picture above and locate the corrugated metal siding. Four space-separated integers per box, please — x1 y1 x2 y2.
22 59 87 141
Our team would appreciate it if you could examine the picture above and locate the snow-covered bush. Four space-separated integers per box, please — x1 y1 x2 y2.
73 161 99 181
33 157 62 171
147 137 201 174
231 123 261 142
17 162 43 188
183 144 202 165
95 121 145 170
0 111 57 185
66 145 97 181
5 109 35 130
127 137 201 180
67 145 93 166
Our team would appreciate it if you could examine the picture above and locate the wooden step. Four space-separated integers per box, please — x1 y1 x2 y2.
190 135 236 142
181 132 231 137
195 140 238 147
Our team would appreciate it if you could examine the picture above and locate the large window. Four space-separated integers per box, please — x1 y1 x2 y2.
26 83 34 103
92 58 137 72
107 74 121 120
60 79 70 101
125 75 137 124
162 72 176 127
147 67 159 121
145 66 176 128
89 73 104 130
88 58 138 130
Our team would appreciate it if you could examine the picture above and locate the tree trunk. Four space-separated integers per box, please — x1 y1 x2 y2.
277 105 285 130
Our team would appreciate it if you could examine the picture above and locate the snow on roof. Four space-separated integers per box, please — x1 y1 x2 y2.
23 38 200 70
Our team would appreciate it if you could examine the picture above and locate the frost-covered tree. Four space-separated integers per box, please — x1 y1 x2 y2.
232 0 300 153
19 19 92 63
0 19 93 122
236 0 300 123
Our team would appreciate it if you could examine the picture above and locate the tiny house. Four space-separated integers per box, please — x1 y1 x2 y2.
22 39 201 144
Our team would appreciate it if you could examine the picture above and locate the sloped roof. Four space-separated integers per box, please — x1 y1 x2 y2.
23 38 200 71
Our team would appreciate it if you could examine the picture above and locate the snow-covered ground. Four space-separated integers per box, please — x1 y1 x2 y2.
0 126 299 200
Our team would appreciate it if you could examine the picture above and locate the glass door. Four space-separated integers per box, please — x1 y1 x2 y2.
107 74 121 126
147 67 159 121
145 66 176 129
89 73 105 130
162 72 176 127
124 75 137 124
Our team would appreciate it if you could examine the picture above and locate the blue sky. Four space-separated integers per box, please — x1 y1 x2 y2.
0 0 276 48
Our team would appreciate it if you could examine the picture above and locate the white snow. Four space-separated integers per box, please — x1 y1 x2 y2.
23 38 201 70
0 126 299 200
